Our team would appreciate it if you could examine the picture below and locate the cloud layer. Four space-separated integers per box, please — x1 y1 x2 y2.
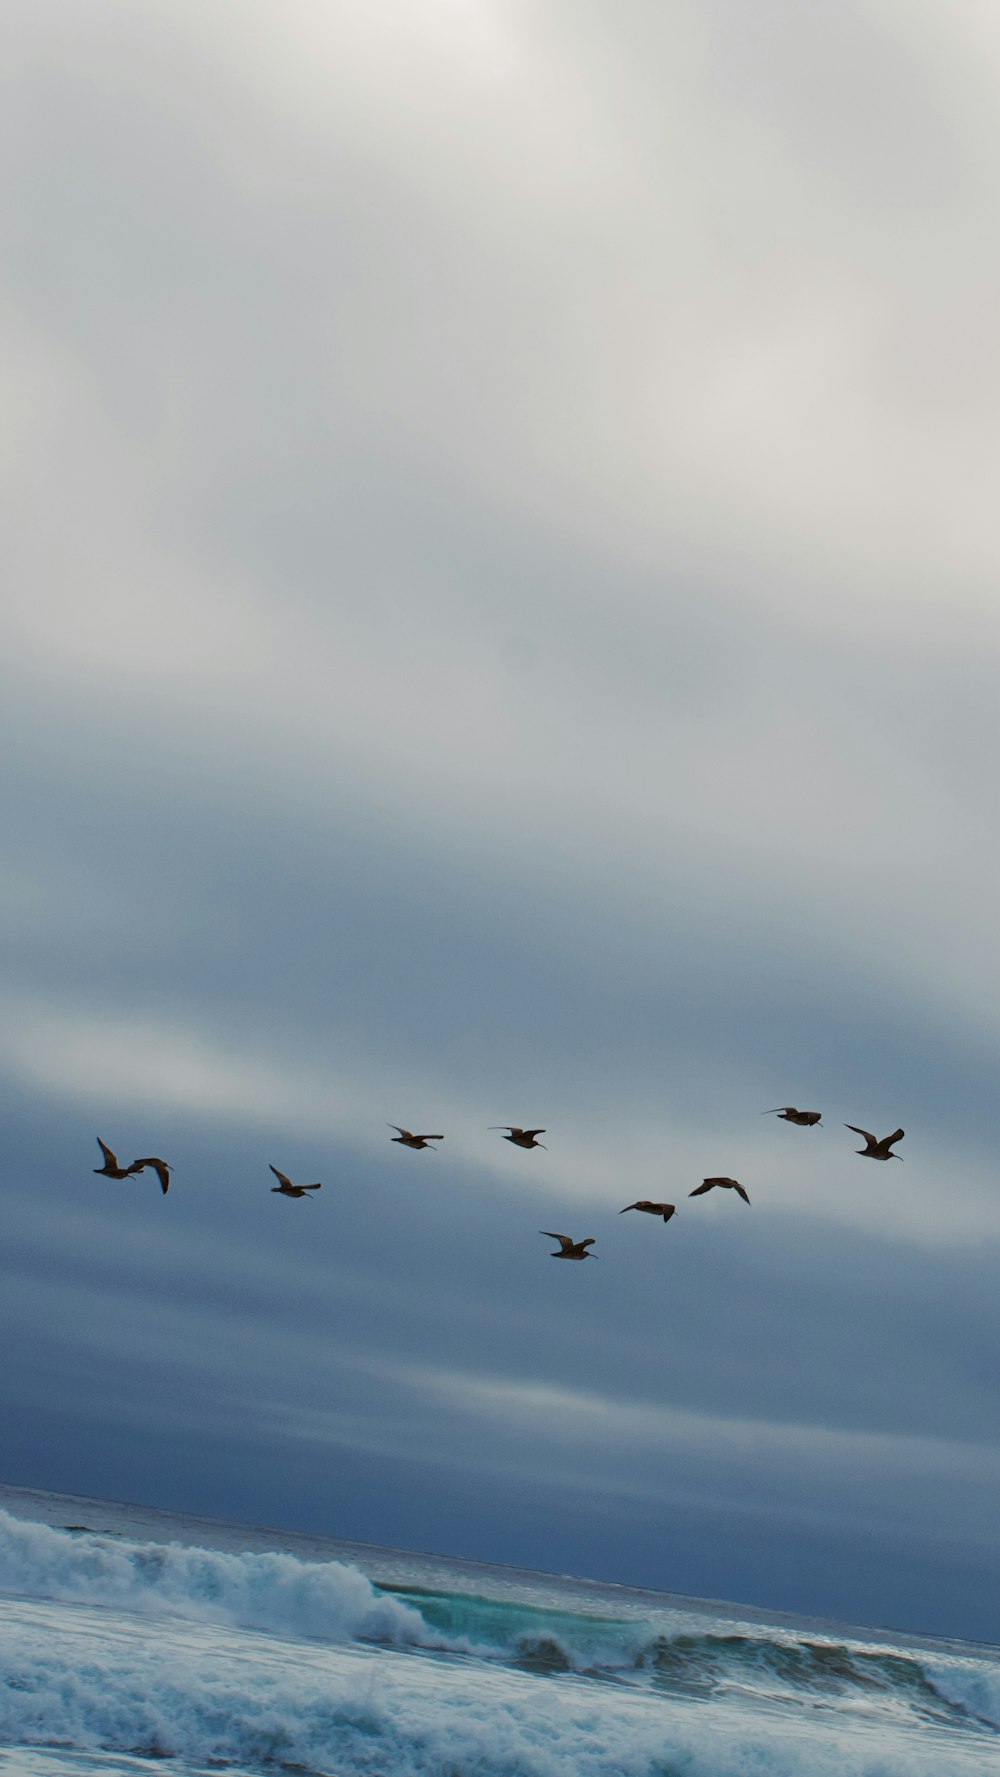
2 0 1000 1638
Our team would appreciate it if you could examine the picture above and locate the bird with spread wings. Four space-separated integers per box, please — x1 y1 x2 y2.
541 1231 596 1260
689 1177 751 1204
491 1126 547 1149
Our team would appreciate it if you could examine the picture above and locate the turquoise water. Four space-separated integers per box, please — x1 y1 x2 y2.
1 1484 998 1775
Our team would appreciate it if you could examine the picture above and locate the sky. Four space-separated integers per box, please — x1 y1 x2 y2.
3 0 1000 1641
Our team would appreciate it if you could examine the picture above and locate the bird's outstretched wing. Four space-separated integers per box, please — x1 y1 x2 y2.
521 1129 546 1138
662 1205 677 1221
388 1126 412 1139
269 1165 292 1189
415 1135 444 1142
845 1124 876 1145
96 1138 118 1168
490 1126 521 1134
619 1203 639 1213
763 1108 792 1115
733 1181 751 1204
579 1238 596 1250
885 1128 905 1148
130 1157 170 1194
689 1181 714 1196
540 1231 574 1251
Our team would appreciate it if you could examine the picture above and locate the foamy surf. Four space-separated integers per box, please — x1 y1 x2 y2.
0 1511 435 1647
1 1493 998 1777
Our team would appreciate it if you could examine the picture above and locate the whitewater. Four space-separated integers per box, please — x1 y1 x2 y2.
1 1486 999 1777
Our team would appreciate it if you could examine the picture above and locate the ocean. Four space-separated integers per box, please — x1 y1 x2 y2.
1 1483 998 1776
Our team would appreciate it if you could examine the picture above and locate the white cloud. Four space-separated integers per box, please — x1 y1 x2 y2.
3 3 1000 922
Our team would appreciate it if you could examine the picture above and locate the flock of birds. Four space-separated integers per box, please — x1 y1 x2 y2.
92 1111 905 1258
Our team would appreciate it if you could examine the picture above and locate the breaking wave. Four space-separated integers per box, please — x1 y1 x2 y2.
1 1512 999 1777
0 1510 435 1647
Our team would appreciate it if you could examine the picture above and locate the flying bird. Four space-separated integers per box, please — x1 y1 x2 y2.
620 1201 676 1222
94 1139 136 1181
491 1127 547 1149
541 1231 596 1260
269 1165 322 1198
845 1125 904 1160
128 1157 171 1195
689 1177 751 1204
93 1139 170 1193
388 1126 444 1150
763 1108 822 1126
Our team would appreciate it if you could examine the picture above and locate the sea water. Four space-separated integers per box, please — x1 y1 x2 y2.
1 1483 998 1775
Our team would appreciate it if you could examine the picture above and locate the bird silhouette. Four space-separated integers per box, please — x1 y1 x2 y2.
94 1139 170 1193
491 1127 547 1149
689 1177 751 1204
388 1126 444 1150
269 1165 322 1198
541 1231 596 1260
128 1157 171 1195
620 1201 676 1222
845 1125 904 1160
93 1139 134 1180
763 1107 822 1126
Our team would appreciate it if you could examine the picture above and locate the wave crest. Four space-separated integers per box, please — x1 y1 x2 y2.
0 1510 431 1646
2 1593 997 1777
2 1511 999 1761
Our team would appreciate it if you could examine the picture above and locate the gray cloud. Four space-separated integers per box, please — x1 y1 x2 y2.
2 0 1000 1638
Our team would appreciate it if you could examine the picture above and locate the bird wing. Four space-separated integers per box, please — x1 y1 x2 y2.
763 1108 792 1115
688 1181 714 1196
131 1158 170 1194
490 1126 520 1134
619 1203 638 1213
388 1126 412 1139
733 1182 751 1204
662 1205 676 1221
269 1165 293 1189
415 1135 444 1142
521 1129 546 1138
303 1182 322 1190
579 1238 596 1249
845 1124 876 1146
884 1128 905 1148
96 1137 118 1168
540 1231 574 1251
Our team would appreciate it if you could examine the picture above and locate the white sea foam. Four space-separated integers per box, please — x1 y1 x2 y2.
2 1511 1000 1777
0 1510 430 1646
922 1654 1000 1730
1 1594 997 1777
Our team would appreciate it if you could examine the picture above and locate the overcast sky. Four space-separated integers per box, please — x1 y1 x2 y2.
3 0 1000 1642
